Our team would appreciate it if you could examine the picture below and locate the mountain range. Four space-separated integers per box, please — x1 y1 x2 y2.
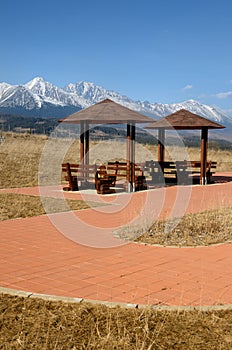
0 77 232 138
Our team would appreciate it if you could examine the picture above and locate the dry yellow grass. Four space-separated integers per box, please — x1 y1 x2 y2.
0 133 47 188
0 193 101 221
145 143 232 172
1 294 232 350
134 206 232 247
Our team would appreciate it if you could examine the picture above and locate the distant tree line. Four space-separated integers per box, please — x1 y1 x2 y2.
0 114 59 135
0 113 231 150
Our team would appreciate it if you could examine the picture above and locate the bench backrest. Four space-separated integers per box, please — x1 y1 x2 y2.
107 161 144 178
184 161 217 173
62 163 97 176
145 160 176 175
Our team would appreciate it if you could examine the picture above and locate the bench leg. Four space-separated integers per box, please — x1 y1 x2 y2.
70 177 79 191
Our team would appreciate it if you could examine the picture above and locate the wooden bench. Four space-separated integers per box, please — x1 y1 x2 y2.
144 160 177 183
178 160 217 183
94 161 147 193
145 160 217 184
207 161 217 182
62 161 147 194
106 161 147 192
95 165 117 194
62 163 97 191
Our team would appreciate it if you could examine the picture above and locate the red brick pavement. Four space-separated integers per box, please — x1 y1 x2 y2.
1 172 232 307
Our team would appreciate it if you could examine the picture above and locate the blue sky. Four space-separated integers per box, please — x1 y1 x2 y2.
1 0 232 111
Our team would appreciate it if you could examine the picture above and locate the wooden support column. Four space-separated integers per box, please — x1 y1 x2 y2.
84 121 89 181
85 122 89 165
200 127 208 185
127 124 131 192
80 121 85 164
157 128 165 163
131 123 135 192
80 121 90 182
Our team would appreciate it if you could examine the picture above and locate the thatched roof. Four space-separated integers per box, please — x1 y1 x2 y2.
145 109 225 130
60 98 154 124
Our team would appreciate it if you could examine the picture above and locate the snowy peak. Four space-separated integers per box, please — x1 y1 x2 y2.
26 77 66 103
24 77 88 109
25 76 46 90
25 77 57 99
64 81 148 112
65 81 97 96
64 81 118 104
0 82 12 97
168 100 232 124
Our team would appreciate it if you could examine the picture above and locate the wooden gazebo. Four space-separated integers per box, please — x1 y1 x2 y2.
60 99 154 192
145 109 225 185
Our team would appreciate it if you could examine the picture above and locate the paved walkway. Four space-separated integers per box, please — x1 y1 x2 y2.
1 172 232 307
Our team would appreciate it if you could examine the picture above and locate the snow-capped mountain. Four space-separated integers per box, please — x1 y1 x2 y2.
0 77 83 117
0 77 232 133
61 80 232 133
25 77 89 109
64 81 135 109
64 81 232 125
0 84 41 109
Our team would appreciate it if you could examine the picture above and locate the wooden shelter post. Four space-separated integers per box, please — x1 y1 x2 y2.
126 123 136 192
85 121 89 165
80 121 90 181
131 123 135 192
80 121 85 164
127 124 132 192
158 128 165 163
200 127 208 185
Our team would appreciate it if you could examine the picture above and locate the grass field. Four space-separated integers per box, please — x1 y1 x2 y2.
122 206 232 247
1 132 232 349
1 294 232 350
0 192 101 221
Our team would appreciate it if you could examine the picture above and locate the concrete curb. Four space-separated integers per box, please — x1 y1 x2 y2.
2 286 232 312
